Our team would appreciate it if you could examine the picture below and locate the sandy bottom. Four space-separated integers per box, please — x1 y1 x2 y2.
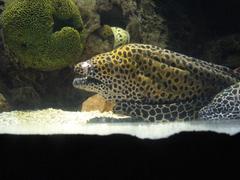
0 108 240 139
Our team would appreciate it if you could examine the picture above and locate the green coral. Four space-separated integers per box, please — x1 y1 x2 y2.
0 0 86 71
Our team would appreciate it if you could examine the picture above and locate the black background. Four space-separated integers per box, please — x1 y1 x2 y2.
0 132 239 179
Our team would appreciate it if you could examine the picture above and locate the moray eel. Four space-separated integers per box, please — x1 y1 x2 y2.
73 43 240 121
199 82 240 120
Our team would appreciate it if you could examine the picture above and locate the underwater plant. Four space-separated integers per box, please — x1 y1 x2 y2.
0 0 86 71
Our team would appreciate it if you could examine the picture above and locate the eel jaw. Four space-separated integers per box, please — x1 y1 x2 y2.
72 76 103 89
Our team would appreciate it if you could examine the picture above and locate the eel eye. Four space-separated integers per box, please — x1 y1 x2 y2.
74 60 92 75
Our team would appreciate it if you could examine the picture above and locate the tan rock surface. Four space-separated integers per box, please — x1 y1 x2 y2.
81 94 115 112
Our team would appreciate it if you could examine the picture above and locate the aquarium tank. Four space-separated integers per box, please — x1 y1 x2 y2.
0 0 240 139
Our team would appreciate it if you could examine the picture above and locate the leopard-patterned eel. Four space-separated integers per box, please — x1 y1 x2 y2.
198 82 240 120
73 43 240 121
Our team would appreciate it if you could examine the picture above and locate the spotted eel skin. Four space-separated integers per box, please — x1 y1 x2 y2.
73 43 240 121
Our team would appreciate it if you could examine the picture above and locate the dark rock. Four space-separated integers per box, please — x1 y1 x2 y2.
76 0 101 35
0 93 10 112
127 0 169 48
79 33 113 60
10 86 41 109
203 34 240 68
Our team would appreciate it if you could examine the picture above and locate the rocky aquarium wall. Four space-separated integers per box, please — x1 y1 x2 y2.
0 0 240 112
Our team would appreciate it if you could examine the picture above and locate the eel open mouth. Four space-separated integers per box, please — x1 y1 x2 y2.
73 76 103 88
